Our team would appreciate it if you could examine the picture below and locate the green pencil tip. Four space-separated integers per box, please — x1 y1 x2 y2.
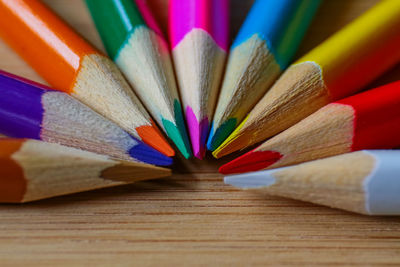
207 118 237 151
162 100 192 159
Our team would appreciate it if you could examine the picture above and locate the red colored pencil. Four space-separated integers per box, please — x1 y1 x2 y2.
220 81 400 174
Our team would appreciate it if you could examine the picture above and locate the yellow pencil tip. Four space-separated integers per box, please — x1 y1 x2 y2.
212 116 251 158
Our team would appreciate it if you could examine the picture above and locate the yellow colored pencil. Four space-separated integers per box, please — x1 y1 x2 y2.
213 0 400 158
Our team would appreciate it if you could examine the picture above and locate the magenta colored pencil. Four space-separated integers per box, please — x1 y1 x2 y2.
169 0 229 159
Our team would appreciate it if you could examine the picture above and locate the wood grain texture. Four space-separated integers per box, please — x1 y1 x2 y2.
0 0 399 265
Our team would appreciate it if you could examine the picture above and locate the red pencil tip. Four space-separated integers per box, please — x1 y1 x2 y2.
219 150 283 174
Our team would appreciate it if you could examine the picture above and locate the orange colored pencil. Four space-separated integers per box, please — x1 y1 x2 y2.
0 0 174 157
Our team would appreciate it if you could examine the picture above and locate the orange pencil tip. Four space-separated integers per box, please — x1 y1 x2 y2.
136 122 175 157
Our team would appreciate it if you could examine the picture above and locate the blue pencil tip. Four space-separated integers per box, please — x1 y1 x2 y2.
206 123 215 150
129 144 173 166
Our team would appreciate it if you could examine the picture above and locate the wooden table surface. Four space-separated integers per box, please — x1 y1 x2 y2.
0 0 400 265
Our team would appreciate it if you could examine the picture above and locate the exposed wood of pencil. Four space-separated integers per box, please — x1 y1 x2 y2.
214 61 328 158
0 0 174 156
0 139 171 203
208 0 321 151
0 70 173 166
85 0 191 158
172 30 226 158
219 80 400 174
39 89 171 164
225 150 400 215
213 0 400 158
220 103 354 174
210 35 281 148
1 0 400 265
115 28 190 157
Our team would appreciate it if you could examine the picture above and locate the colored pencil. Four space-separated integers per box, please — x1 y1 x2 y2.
219 81 400 174
207 0 320 151
0 0 174 157
0 70 172 166
169 0 229 159
225 150 400 215
213 0 400 158
85 0 192 158
0 138 171 203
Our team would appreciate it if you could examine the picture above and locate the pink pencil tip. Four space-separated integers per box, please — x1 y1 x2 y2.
186 107 209 160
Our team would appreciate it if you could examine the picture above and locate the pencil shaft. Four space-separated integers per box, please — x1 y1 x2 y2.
0 0 95 92
169 0 229 158
225 150 400 215
213 0 400 158
233 0 320 68
0 0 174 156
208 0 320 150
298 0 400 99
0 70 172 166
85 0 146 60
220 81 400 174
341 81 400 150
86 0 191 158
0 138 171 203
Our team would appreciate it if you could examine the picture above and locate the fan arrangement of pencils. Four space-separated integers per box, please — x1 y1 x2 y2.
0 0 399 215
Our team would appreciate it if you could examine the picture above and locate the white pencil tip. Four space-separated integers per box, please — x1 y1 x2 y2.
224 171 276 189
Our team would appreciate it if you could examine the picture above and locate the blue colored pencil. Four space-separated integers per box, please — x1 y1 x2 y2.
208 0 321 151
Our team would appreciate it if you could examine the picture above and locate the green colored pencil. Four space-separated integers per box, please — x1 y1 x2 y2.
86 0 192 158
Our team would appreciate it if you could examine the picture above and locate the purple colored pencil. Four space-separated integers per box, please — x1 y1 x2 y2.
0 70 172 166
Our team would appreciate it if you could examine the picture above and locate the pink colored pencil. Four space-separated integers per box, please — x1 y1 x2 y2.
169 0 229 159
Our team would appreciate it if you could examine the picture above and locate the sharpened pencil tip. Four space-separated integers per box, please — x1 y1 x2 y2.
212 134 247 158
161 100 192 159
207 118 237 151
186 106 209 160
224 171 277 189
101 161 171 182
162 118 192 159
219 150 283 174
129 143 173 166
191 123 208 159
136 122 175 157
212 115 251 158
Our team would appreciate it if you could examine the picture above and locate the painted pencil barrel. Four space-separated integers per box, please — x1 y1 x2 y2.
297 0 400 99
232 0 321 68
208 0 320 151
